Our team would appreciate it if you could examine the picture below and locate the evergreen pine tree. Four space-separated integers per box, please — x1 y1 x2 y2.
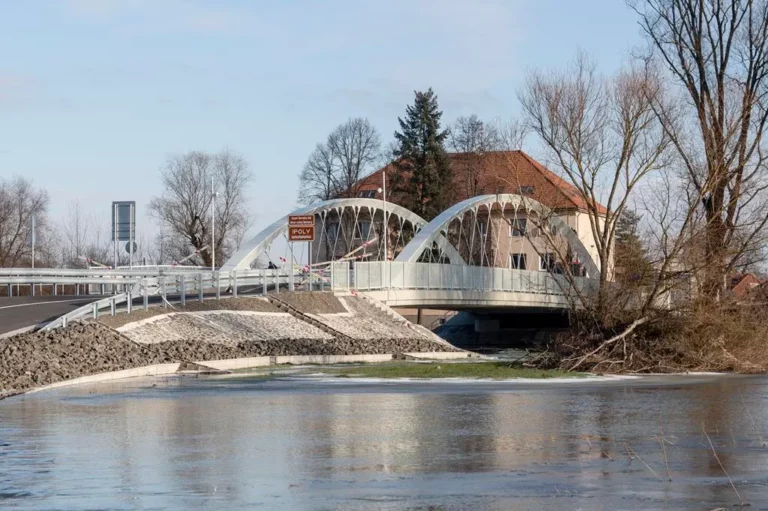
390 88 452 220
614 209 651 284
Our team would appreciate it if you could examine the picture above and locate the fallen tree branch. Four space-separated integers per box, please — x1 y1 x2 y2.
567 317 649 372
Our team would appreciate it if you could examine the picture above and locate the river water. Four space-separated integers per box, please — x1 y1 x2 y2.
2 373 768 510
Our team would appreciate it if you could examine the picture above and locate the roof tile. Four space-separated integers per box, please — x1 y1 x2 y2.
358 150 608 214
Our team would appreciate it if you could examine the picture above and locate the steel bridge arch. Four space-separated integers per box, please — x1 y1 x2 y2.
220 198 465 271
394 193 600 278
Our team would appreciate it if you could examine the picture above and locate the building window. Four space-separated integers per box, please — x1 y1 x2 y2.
356 221 371 240
509 218 527 237
509 253 527 270
540 253 557 272
359 190 377 198
519 185 535 196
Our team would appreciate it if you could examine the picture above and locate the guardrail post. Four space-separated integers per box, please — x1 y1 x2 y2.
143 280 149 310
6 284 11 297
92 302 98 319
76 284 80 296
100 284 104 296
180 277 186 306
63 316 68 328
216 272 221 300
262 270 267 295
53 283 57 296
275 270 279 294
198 273 204 302
110 297 116 316
232 271 238 298
126 292 132 314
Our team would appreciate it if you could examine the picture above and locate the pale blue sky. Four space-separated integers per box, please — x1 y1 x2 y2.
0 0 643 240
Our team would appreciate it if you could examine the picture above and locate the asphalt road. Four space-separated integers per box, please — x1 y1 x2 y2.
0 283 292 337
0 296 106 336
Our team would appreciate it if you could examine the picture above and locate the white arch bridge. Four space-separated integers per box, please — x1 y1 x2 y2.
1 194 600 331
222 193 599 309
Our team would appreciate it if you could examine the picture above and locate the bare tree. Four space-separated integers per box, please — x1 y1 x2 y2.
630 0 768 297
518 53 671 318
0 177 49 268
59 202 91 268
298 118 381 204
449 115 501 154
149 149 252 267
449 115 503 197
494 117 529 151
59 202 127 268
298 143 337 204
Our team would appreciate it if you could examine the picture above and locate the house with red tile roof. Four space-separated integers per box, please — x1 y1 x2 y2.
353 150 610 276
357 151 608 214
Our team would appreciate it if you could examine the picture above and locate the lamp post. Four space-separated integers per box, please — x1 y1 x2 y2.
30 214 35 296
211 176 217 272
378 169 388 293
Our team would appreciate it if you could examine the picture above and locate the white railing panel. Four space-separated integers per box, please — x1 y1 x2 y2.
427 264 441 290
492 268 504 291
331 262 350 290
389 261 404 290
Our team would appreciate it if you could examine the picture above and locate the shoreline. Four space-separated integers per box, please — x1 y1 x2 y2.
3 352 479 400
7 359 752 402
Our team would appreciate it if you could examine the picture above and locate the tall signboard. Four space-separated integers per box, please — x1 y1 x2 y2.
112 201 136 269
287 215 315 241
288 215 315 291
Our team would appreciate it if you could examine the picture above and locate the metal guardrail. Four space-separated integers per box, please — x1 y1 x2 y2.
39 268 334 329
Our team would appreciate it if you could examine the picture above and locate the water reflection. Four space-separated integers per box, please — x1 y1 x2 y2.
1 375 768 509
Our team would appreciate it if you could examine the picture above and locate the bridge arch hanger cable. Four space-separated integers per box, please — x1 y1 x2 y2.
220 198 466 272
394 193 600 279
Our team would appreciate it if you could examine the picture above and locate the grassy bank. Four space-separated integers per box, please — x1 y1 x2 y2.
324 361 581 380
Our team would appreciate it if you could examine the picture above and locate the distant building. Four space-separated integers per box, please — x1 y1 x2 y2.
729 273 762 299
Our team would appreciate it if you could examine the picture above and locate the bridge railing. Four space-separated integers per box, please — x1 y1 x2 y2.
25 262 596 330
341 261 595 298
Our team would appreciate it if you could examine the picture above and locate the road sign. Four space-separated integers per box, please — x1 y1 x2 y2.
288 215 314 227
288 214 315 241
112 201 136 241
125 241 138 254
289 225 315 241
112 201 136 269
